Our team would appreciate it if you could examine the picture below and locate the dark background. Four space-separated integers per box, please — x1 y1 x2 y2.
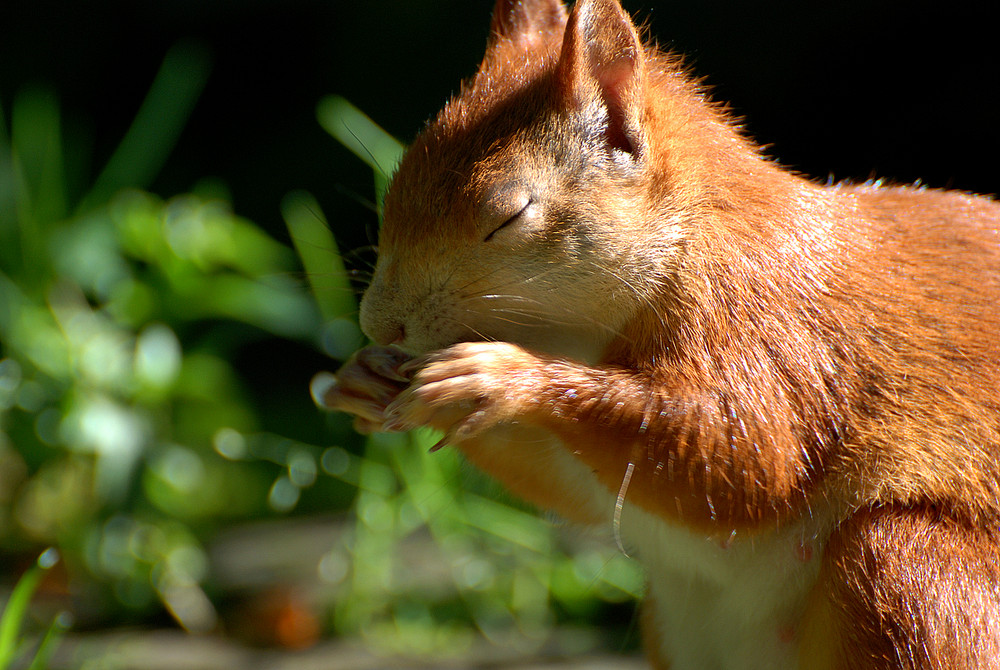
3 0 998 255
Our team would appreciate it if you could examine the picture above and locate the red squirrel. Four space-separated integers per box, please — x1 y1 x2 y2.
317 0 1000 667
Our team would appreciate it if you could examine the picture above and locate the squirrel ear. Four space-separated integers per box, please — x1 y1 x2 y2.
488 0 569 51
556 0 646 159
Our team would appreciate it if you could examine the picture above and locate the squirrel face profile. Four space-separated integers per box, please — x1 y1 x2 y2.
318 0 1000 667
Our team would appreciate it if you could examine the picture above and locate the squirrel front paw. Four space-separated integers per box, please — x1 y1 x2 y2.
312 344 413 434
384 342 542 447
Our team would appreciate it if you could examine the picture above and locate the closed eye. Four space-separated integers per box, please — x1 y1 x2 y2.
485 199 531 242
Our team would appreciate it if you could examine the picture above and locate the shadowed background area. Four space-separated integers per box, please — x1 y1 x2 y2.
1 0 996 667
4 1 997 241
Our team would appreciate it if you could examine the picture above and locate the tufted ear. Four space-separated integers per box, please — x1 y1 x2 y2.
556 0 646 159
487 0 569 52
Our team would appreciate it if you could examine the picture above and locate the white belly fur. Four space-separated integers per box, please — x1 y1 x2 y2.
542 437 832 670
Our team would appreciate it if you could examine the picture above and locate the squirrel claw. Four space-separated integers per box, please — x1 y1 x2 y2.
449 408 495 443
429 413 487 452
382 394 420 432
381 415 412 433
359 345 413 383
397 355 430 379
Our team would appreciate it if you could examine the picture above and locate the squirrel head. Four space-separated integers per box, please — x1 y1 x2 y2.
360 0 720 362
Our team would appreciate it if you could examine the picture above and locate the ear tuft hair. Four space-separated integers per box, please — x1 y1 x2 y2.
556 0 647 159
488 0 569 52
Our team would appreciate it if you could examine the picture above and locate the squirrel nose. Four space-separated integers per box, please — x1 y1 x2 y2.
383 323 406 346
366 321 406 347
358 276 407 346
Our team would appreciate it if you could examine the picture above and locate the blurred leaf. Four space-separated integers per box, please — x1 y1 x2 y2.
16 457 98 542
172 352 258 443
461 494 553 555
0 274 72 379
49 214 131 300
164 273 318 340
10 87 67 227
108 190 319 339
160 195 293 275
1 87 65 285
144 445 269 520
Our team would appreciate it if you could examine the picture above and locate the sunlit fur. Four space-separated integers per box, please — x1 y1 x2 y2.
346 0 1000 667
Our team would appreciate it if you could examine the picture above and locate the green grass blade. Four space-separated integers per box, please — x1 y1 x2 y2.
0 548 59 670
26 612 71 670
316 96 405 214
79 41 211 212
163 272 319 340
282 191 357 322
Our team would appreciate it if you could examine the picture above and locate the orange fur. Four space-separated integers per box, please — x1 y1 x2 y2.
816 506 1000 668
321 0 1000 666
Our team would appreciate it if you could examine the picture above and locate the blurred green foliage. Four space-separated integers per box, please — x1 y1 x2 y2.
0 44 327 632
0 41 641 662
